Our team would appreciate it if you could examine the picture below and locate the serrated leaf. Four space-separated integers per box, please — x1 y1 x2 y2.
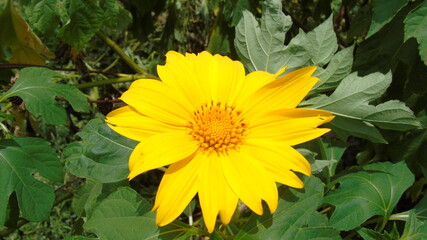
404 1 427 64
310 72 421 143
312 45 354 93
400 211 427 240
0 138 63 225
0 0 54 64
234 0 341 74
2 67 89 125
234 0 293 73
58 0 104 49
235 177 340 240
84 187 201 240
306 15 338 66
368 0 408 37
64 119 137 183
100 0 132 30
324 161 414 231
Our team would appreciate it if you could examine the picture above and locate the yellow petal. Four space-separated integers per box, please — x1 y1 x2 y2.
157 51 205 108
244 67 318 118
222 151 278 214
241 139 311 176
106 106 183 141
120 79 191 126
128 131 199 179
153 155 202 226
281 128 331 146
185 51 246 104
249 109 334 138
198 153 238 232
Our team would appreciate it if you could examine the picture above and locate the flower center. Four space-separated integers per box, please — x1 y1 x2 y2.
189 102 246 153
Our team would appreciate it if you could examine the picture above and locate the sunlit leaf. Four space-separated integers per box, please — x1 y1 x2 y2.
0 138 63 225
404 1 427 64
306 15 337 66
64 119 137 183
2 67 90 125
235 177 340 240
0 0 54 64
312 45 354 93
309 72 421 143
324 161 414 231
84 187 201 240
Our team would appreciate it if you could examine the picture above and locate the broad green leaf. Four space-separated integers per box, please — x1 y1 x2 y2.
0 138 63 225
235 177 340 240
368 0 408 37
312 45 354 93
310 72 421 143
324 161 414 231
100 0 132 30
306 15 338 66
404 1 427 64
0 0 54 64
58 0 104 49
400 211 427 240
84 187 201 240
64 119 137 183
2 67 90 125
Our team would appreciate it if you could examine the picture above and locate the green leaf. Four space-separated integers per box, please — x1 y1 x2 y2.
306 15 338 66
401 211 427 240
368 0 408 37
234 0 294 73
2 67 90 125
234 0 343 74
27 0 63 35
404 1 427 65
0 0 54 64
64 119 137 183
0 137 63 225
310 72 421 143
235 177 340 240
312 45 354 93
58 0 104 49
72 179 103 217
84 187 201 240
324 161 414 231
357 227 394 240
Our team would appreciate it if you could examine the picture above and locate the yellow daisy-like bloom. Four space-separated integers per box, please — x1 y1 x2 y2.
106 51 334 233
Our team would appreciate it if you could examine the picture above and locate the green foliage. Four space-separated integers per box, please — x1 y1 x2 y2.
309 72 421 143
83 187 201 240
1 67 89 125
324 162 414 231
0 138 63 225
0 0 426 239
368 0 408 37
64 119 137 183
0 0 54 64
404 1 427 64
235 177 340 240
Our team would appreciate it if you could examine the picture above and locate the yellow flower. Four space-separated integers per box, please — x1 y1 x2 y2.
106 51 334 233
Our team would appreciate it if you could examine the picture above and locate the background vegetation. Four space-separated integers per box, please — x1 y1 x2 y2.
0 0 426 239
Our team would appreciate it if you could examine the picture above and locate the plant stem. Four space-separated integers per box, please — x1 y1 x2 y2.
76 74 158 89
96 32 149 75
